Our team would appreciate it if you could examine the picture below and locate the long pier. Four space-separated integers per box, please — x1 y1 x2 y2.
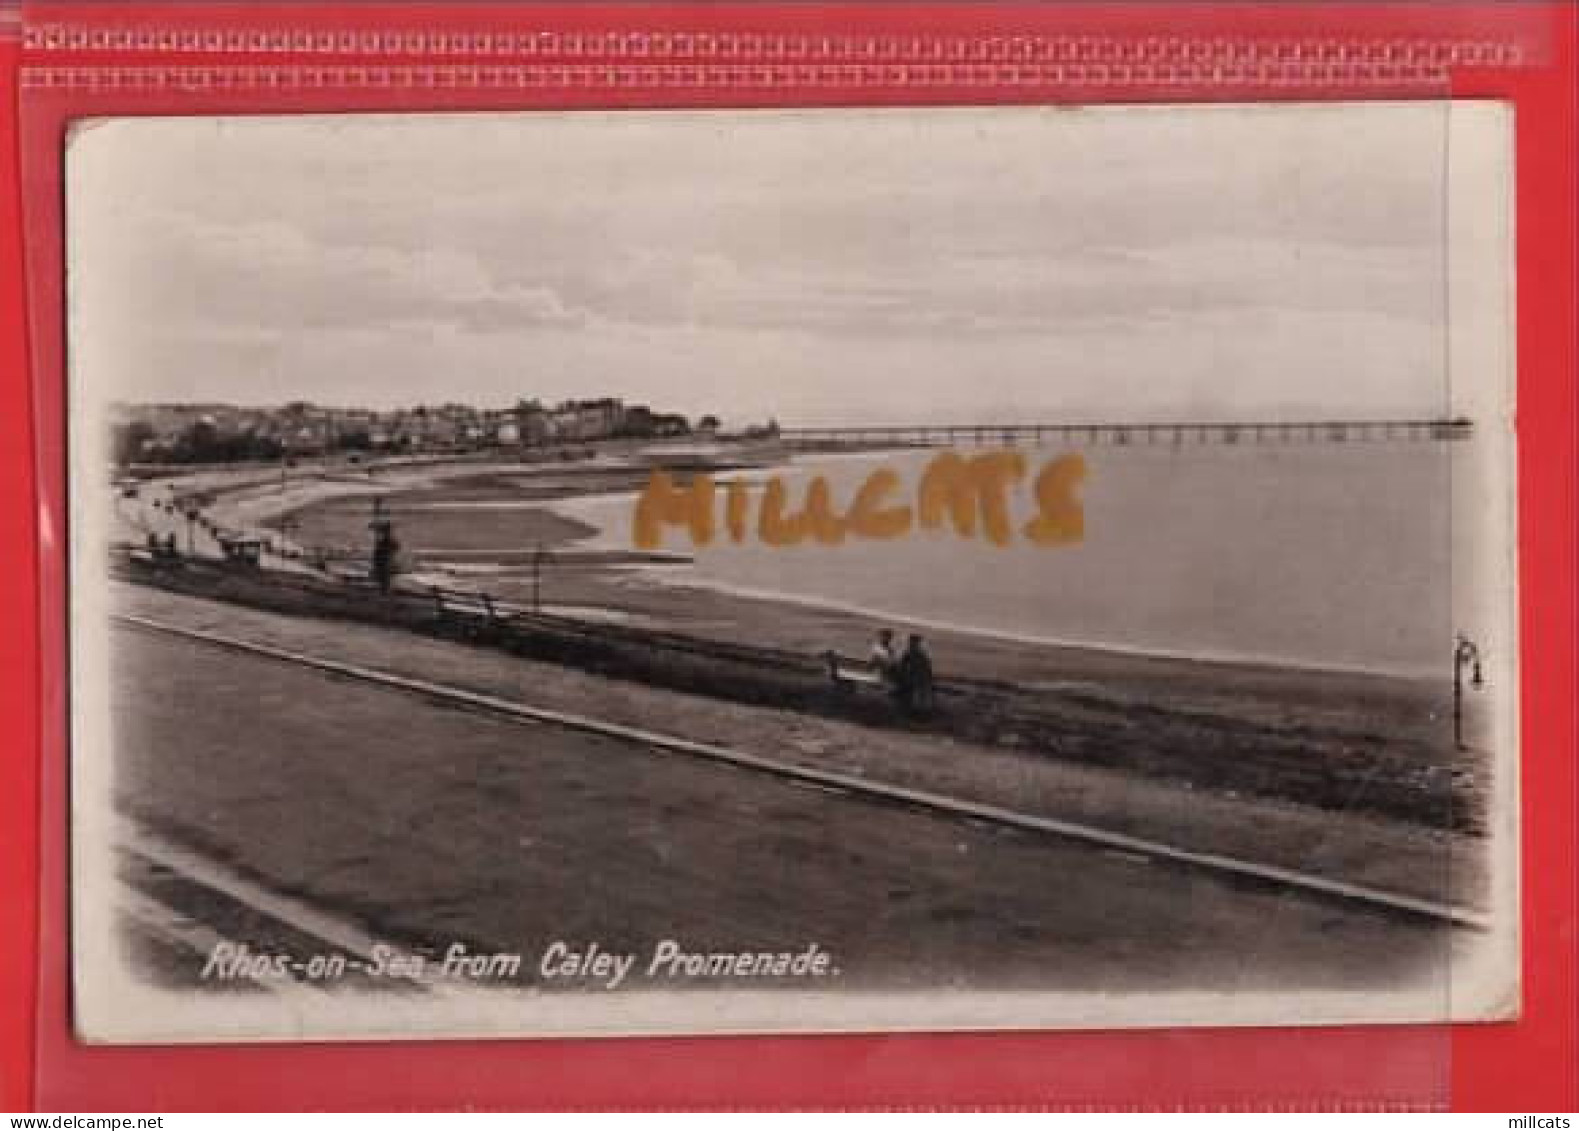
780 418 1473 450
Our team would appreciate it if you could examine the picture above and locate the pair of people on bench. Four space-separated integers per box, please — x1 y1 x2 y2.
870 629 936 713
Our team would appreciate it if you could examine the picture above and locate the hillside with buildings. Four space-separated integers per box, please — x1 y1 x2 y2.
109 397 745 466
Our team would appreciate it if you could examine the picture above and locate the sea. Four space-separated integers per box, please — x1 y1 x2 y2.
548 439 1475 678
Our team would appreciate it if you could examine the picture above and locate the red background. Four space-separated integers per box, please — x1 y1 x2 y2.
1 2 1573 1111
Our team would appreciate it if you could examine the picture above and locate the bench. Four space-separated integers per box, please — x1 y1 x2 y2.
822 651 890 693
127 543 183 570
823 649 939 714
218 536 263 567
432 588 499 622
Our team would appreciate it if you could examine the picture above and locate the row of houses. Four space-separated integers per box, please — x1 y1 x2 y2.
112 397 708 463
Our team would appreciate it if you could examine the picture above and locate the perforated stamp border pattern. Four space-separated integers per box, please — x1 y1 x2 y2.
16 58 1501 92
19 17 1537 97
20 21 1527 66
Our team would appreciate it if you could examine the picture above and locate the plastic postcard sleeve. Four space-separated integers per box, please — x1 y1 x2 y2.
1 0 1575 1112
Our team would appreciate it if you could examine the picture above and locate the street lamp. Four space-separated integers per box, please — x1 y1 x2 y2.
1453 634 1485 751
532 543 549 613
368 496 398 594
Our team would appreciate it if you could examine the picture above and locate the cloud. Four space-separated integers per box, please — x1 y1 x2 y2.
90 211 587 336
68 105 1459 421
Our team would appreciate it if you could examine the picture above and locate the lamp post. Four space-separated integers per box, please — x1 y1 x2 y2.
531 543 548 613
1453 634 1484 751
368 497 398 594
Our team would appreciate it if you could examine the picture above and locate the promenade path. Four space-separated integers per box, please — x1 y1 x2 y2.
109 618 1462 1007
110 585 1486 917
112 480 317 573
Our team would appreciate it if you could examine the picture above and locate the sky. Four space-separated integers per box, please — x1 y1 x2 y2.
67 103 1465 428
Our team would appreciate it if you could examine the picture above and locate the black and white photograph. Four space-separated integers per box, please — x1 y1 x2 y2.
66 102 1518 1042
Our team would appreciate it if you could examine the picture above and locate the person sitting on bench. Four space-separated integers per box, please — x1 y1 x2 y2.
895 634 936 713
869 628 899 683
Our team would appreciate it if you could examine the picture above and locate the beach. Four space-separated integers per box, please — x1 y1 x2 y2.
257 444 1471 721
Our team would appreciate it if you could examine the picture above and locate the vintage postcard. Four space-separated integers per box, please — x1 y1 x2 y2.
66 102 1518 1043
